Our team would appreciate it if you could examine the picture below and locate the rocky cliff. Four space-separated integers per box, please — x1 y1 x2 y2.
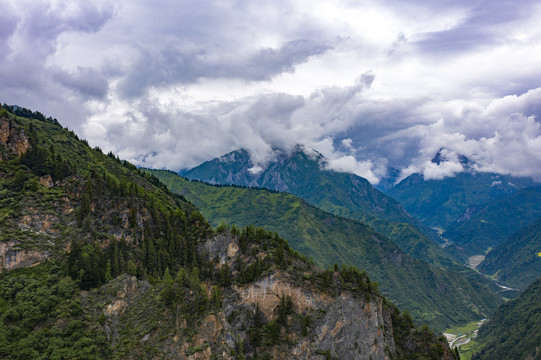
0 116 30 157
81 231 456 360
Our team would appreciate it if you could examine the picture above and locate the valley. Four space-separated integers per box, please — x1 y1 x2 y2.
467 255 485 270
148 169 503 332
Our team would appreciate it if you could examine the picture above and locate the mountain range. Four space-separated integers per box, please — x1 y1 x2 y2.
180 147 416 222
148 169 502 331
181 148 453 268
0 106 460 359
3 103 541 359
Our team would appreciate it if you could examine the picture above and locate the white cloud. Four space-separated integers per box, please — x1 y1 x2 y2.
422 161 464 181
1 0 541 184
325 155 380 184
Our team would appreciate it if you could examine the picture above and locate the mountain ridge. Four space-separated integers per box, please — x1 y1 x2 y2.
180 147 415 224
476 216 541 289
471 276 541 360
150 168 504 332
388 170 539 232
181 148 452 263
0 105 458 359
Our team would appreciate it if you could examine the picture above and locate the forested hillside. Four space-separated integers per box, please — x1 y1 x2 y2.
443 186 541 262
477 217 541 289
471 277 541 360
149 169 503 332
0 106 458 359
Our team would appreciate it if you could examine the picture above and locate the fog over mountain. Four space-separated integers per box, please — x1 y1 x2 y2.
1 0 541 183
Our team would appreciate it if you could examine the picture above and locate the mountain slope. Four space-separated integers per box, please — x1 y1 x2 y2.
471 276 541 360
387 161 538 231
476 217 541 289
443 186 541 262
181 148 414 223
0 106 459 359
150 169 503 332
181 148 459 270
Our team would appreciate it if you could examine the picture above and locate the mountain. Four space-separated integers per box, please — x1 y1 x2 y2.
471 276 541 360
0 107 458 359
476 217 541 289
180 148 456 270
149 169 503 332
388 171 538 233
373 167 401 193
443 186 541 262
181 147 416 224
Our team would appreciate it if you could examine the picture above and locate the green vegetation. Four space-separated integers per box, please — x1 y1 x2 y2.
180 148 414 224
471 276 541 360
477 217 541 289
0 108 456 359
0 263 109 359
326 206 461 271
149 169 503 332
444 186 541 262
456 339 480 360
180 149 465 271
388 172 538 230
445 320 482 337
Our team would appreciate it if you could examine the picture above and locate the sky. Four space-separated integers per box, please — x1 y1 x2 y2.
1 0 541 184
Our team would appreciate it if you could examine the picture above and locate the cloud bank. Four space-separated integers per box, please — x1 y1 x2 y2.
1 0 541 183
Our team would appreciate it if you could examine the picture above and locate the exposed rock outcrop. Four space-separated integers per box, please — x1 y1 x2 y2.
0 241 49 270
0 117 30 156
85 233 453 360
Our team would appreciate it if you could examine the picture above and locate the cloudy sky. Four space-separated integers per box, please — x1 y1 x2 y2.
2 0 541 184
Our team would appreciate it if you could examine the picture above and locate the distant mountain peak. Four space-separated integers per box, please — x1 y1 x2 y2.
431 148 473 169
218 148 250 163
218 145 328 173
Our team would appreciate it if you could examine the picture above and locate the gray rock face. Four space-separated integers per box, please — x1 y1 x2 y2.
306 295 394 360
196 234 398 360
0 241 49 270
232 272 396 359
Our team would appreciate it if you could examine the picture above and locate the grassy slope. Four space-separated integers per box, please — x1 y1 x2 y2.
183 149 460 271
321 204 461 271
149 169 503 332
279 168 460 270
388 172 538 230
444 186 541 262
476 217 541 289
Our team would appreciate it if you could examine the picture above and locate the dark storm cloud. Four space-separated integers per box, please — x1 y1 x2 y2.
0 1 115 129
2 0 541 183
52 67 110 100
118 38 332 98
12 1 114 56
0 7 17 61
